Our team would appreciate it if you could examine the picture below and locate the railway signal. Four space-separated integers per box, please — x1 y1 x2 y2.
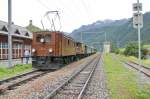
132 0 144 89
132 0 143 63
133 2 143 29
133 12 143 29
133 3 142 11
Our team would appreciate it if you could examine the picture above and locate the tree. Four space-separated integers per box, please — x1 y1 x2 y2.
124 42 138 57
124 42 146 59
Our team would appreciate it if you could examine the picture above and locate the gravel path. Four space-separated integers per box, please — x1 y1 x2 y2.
82 56 109 99
0 54 97 99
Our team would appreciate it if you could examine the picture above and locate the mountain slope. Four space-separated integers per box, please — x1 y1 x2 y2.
70 12 150 50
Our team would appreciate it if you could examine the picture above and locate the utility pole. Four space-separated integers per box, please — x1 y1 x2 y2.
8 0 13 68
105 32 107 42
80 32 83 43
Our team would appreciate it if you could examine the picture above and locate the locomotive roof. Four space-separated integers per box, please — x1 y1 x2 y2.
63 33 75 41
34 30 75 41
0 20 32 39
34 30 95 49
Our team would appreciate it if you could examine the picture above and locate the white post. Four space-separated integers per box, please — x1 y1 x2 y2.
105 32 107 42
137 0 141 68
136 0 142 91
8 0 13 68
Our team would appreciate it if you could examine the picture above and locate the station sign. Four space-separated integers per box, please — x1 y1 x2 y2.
133 3 142 11
133 13 143 29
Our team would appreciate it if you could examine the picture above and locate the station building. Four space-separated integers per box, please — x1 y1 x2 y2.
0 20 32 67
103 42 111 53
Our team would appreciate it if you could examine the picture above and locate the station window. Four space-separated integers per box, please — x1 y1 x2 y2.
0 42 24 59
45 34 51 43
2 43 8 48
13 43 17 58
12 43 24 58
0 42 8 59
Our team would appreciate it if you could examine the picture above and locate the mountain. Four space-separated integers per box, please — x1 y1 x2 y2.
70 12 150 50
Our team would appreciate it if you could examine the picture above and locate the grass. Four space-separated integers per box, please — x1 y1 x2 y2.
137 84 150 99
0 64 32 80
143 45 150 49
103 54 150 99
119 48 125 54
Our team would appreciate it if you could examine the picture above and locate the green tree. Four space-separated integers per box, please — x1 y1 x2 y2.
124 42 138 57
124 42 146 59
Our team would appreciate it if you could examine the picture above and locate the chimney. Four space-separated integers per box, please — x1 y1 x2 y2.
29 20 32 25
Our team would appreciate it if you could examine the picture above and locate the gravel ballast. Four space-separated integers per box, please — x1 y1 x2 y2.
0 55 97 99
82 57 109 99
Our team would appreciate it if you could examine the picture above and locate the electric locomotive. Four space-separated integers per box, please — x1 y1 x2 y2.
32 31 96 70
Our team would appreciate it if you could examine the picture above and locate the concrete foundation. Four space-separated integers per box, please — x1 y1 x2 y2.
0 58 32 68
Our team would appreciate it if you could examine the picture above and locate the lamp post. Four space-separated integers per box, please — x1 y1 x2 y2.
8 0 12 68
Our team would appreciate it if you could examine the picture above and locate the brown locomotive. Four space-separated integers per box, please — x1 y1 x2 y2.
32 31 96 70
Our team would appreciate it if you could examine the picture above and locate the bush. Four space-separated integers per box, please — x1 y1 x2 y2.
124 42 147 59
114 49 120 54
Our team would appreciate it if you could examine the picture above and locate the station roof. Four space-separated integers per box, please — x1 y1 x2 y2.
0 20 32 39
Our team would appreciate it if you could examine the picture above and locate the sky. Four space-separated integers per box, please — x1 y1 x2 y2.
0 0 150 33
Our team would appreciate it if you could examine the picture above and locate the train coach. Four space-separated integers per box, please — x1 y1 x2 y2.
31 31 96 70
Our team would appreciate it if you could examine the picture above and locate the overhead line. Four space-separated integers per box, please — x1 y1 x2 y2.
36 0 50 10
80 0 92 22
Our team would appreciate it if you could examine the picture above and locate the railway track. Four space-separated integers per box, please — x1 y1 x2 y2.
125 61 150 77
112 55 150 77
44 55 101 99
0 69 50 93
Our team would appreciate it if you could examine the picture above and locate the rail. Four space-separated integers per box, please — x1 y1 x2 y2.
44 54 100 99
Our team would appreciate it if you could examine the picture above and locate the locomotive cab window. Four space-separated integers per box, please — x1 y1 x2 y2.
45 34 51 43
36 34 43 42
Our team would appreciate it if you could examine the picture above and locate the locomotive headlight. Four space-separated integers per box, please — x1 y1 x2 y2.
40 38 44 43
48 48 53 53
32 48 36 53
